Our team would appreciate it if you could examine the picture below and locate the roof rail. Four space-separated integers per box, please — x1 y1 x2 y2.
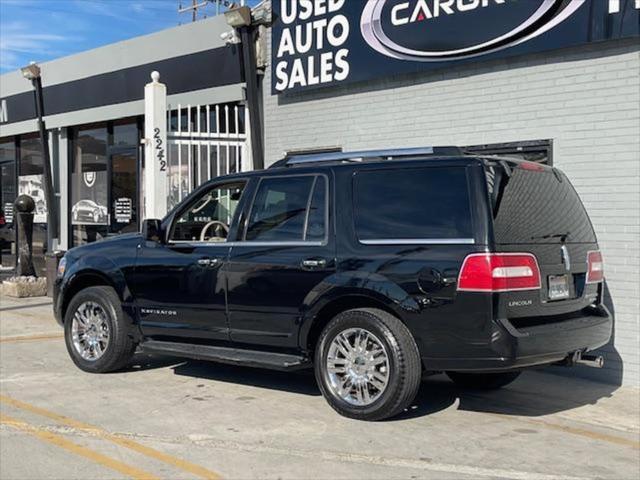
273 146 463 168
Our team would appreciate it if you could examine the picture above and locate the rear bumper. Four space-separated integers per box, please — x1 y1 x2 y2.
423 305 612 372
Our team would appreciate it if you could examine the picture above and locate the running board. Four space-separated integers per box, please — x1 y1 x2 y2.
140 340 311 371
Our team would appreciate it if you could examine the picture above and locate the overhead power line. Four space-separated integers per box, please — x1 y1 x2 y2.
178 0 244 22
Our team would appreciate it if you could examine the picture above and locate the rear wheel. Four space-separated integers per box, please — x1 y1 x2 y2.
314 308 422 421
446 371 521 390
64 286 136 373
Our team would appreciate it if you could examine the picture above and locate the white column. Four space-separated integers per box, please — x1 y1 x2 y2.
242 105 253 171
143 71 168 220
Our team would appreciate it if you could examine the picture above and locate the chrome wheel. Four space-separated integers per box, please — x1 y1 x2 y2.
71 301 110 361
325 328 390 406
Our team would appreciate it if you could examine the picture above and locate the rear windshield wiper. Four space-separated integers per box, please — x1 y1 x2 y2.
531 231 570 241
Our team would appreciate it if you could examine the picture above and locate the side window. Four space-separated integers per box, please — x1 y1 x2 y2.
245 175 326 242
353 167 473 241
170 182 245 242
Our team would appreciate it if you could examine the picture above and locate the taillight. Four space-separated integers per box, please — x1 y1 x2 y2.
586 251 604 284
458 253 541 292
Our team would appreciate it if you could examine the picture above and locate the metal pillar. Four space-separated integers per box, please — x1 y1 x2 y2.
240 26 265 171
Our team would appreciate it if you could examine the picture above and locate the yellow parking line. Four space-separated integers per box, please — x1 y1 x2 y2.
0 333 64 343
487 412 639 449
518 417 640 449
0 413 159 480
0 394 222 479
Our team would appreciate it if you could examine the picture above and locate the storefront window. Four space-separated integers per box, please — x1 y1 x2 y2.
113 121 138 148
18 134 48 275
111 150 138 236
71 126 109 245
19 135 47 219
0 139 17 269
0 140 16 217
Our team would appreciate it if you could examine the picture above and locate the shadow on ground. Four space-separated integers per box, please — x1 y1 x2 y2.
396 371 619 422
172 360 321 396
129 353 620 422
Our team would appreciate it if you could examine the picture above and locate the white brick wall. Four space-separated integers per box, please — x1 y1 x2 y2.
263 36 640 386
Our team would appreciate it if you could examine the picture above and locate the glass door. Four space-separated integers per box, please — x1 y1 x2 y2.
71 127 109 246
110 149 138 235
71 121 140 247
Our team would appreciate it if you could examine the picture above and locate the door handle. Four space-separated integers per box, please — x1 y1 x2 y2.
302 258 327 269
197 258 222 267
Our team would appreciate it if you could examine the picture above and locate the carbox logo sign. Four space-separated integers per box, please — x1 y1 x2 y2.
361 0 585 61
271 0 640 94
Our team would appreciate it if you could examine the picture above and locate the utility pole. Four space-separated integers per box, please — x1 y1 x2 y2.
178 0 207 22
178 1 245 22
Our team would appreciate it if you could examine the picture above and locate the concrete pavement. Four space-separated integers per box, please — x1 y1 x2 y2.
1 294 639 480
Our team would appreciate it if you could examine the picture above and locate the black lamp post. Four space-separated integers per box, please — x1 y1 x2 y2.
224 5 265 170
20 62 59 242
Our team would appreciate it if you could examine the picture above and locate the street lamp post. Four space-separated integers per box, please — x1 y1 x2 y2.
224 5 265 170
20 62 59 243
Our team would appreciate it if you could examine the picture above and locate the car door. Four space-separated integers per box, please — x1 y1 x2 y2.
132 180 247 342
225 172 336 348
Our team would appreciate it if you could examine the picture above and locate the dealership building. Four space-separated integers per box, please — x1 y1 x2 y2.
0 0 638 385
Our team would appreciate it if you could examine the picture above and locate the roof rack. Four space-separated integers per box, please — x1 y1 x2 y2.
271 146 463 168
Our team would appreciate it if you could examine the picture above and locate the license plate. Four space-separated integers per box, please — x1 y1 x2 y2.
548 275 570 300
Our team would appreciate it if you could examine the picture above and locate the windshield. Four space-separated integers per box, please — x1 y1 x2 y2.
486 161 596 244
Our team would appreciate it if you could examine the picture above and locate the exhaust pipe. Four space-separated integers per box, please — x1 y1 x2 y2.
557 351 605 368
576 354 605 369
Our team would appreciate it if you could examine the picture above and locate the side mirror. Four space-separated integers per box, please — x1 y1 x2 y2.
141 219 163 243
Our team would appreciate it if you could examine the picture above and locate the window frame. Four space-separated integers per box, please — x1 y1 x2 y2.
167 179 248 245
352 165 476 246
239 173 330 247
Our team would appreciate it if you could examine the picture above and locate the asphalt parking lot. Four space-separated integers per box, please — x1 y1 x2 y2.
1 296 639 480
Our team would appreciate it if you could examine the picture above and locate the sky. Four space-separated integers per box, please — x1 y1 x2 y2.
0 0 257 74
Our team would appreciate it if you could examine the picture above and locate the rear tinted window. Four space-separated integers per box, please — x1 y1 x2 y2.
486 164 596 244
353 167 473 241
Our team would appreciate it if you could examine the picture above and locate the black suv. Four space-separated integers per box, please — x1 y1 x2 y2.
54 147 611 421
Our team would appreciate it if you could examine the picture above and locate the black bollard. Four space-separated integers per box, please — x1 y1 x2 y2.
15 194 36 277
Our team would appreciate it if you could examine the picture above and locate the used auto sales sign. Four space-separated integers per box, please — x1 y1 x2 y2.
272 0 640 94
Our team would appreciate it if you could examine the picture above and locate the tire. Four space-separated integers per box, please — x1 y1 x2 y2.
446 371 521 390
64 286 136 373
314 308 422 421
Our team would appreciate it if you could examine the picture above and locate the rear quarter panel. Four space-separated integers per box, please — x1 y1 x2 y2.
324 162 499 361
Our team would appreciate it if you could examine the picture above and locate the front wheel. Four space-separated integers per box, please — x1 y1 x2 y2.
446 371 521 390
314 308 422 421
64 286 137 373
